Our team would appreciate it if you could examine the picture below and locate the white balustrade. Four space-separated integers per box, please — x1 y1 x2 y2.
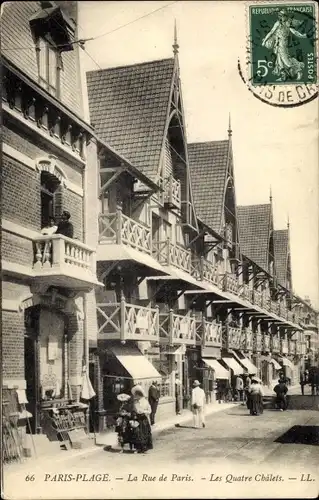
223 274 239 294
228 326 242 349
244 328 253 350
254 333 263 352
263 334 271 351
33 235 94 275
99 211 151 255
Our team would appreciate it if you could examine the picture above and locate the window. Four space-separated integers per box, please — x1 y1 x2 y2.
40 171 60 228
38 38 60 97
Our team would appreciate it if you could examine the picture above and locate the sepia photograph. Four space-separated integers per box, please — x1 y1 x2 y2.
1 0 318 498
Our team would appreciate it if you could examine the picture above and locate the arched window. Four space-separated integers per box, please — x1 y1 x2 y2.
40 171 60 228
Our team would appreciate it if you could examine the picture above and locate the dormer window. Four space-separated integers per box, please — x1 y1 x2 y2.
38 37 60 97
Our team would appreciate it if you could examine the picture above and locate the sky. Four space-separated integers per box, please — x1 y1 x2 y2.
77 0 319 308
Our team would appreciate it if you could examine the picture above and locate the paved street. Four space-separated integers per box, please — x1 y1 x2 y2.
4 405 318 499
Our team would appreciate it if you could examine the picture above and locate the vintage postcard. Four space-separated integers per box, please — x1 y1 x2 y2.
1 0 318 499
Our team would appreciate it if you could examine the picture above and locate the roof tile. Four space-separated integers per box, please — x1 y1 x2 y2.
188 141 229 235
86 58 175 181
273 229 289 287
237 204 271 270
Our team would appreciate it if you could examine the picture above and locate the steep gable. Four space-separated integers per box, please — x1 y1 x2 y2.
188 140 229 235
86 58 175 182
273 229 289 287
237 204 272 270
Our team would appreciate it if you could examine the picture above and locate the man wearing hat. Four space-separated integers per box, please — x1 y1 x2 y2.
56 211 74 238
191 380 206 429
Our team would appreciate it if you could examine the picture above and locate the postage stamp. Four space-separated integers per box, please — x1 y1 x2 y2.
249 3 317 86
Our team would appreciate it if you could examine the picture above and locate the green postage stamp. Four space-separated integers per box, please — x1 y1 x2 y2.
249 3 317 85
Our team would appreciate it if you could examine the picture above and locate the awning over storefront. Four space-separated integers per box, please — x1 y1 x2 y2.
279 357 294 370
222 357 244 375
270 358 281 370
238 357 258 375
109 345 162 381
203 359 229 379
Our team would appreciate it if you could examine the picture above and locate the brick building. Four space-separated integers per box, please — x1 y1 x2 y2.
1 0 101 459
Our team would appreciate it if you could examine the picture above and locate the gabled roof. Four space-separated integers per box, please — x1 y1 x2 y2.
86 58 175 182
237 204 271 270
273 229 289 287
188 141 230 235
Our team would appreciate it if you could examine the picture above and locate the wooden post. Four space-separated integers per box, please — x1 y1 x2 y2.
169 309 174 345
202 315 206 348
155 305 160 342
117 209 123 245
120 295 126 343
166 237 171 266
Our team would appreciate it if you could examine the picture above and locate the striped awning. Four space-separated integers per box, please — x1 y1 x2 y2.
203 359 229 379
238 357 258 375
270 358 281 370
222 357 244 375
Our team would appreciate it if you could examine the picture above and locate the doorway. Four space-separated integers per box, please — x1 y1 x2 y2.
24 307 40 433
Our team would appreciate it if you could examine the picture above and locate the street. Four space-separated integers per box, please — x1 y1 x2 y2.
4 405 319 499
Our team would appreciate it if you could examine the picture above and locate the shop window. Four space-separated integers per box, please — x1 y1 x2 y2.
37 37 60 97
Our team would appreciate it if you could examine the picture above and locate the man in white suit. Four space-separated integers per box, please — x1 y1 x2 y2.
191 380 206 428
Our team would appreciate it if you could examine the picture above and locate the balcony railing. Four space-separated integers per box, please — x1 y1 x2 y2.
223 273 239 295
281 339 288 355
191 257 219 287
96 299 159 342
153 239 191 273
253 290 263 308
270 300 280 316
288 341 296 356
196 319 222 347
159 312 196 345
272 337 280 353
254 333 263 352
238 284 253 303
33 235 96 291
263 334 271 352
99 211 151 255
243 328 253 351
227 326 242 350
163 176 181 210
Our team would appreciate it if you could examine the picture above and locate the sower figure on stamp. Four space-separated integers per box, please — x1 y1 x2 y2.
191 380 206 429
261 8 307 82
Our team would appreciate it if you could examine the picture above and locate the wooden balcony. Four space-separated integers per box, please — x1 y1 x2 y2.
271 337 280 353
288 341 296 356
253 333 263 352
97 299 159 342
238 284 253 303
222 273 239 295
227 326 242 350
195 318 222 348
159 312 196 345
191 257 219 287
153 239 191 273
243 328 253 351
263 334 271 353
99 211 151 255
163 175 181 210
253 290 263 308
33 235 97 291
270 300 280 316
281 339 289 355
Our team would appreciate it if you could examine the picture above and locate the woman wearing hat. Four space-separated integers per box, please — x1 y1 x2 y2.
247 378 264 416
130 385 153 454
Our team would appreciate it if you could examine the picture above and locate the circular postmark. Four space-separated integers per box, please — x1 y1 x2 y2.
238 1 319 107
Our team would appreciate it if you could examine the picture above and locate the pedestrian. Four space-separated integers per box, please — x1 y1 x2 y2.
175 374 182 415
248 378 264 416
244 375 252 408
148 381 160 425
191 380 206 428
115 393 136 453
300 372 306 396
56 210 74 238
273 379 288 411
235 375 244 402
216 379 225 404
131 385 153 454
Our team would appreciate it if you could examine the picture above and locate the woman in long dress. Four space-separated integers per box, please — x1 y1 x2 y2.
248 378 264 416
131 385 153 454
262 9 307 81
